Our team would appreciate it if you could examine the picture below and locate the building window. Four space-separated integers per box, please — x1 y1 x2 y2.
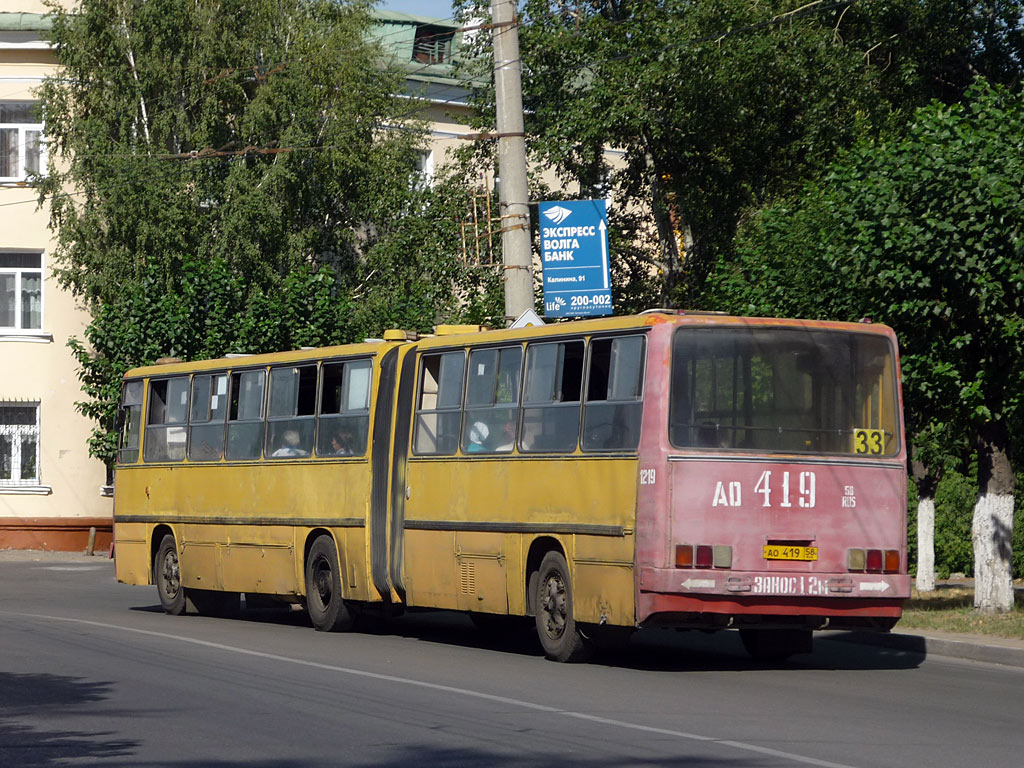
412 25 454 65
0 403 40 486
0 102 46 182
0 253 43 332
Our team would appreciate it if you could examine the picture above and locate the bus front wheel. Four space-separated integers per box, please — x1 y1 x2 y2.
535 551 590 663
305 536 353 632
154 534 186 616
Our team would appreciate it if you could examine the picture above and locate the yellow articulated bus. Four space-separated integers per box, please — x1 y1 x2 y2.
114 311 908 662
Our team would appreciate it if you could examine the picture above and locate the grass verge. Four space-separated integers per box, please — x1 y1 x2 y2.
897 587 1024 640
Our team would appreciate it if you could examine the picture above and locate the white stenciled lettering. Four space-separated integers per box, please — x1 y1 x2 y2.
798 471 815 508
728 481 741 506
755 470 771 507
842 484 856 508
712 481 742 507
712 481 729 507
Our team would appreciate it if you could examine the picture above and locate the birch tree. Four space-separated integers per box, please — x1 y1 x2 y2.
38 0 472 465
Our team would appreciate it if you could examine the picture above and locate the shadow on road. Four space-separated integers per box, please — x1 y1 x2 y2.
0 673 137 766
131 598 923 673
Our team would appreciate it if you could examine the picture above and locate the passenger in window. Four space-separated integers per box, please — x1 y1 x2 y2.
466 421 489 453
495 417 516 452
328 427 357 457
272 429 308 458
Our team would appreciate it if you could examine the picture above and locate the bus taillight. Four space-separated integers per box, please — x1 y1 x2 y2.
675 544 732 568
848 548 900 573
884 549 900 572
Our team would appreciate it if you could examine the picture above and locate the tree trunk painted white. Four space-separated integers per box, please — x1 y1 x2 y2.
972 493 1015 613
916 496 935 592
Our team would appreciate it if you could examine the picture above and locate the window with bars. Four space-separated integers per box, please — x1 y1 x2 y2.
0 404 40 486
411 25 454 65
0 102 46 182
0 252 43 332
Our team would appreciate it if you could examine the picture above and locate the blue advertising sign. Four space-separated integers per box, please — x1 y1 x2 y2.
538 199 612 318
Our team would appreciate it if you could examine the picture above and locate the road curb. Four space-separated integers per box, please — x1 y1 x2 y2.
825 630 1024 669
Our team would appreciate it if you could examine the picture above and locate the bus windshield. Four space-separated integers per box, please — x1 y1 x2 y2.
669 326 899 456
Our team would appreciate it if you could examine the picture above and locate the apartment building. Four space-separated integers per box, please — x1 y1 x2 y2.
1 4 111 550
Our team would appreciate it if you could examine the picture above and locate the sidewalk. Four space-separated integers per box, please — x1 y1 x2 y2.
4 549 1023 668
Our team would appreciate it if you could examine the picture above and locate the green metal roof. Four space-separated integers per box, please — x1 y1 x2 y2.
0 12 52 32
371 10 457 27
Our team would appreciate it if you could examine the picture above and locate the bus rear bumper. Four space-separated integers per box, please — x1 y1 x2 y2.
638 566 909 627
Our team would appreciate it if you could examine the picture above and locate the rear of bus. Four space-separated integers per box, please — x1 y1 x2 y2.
635 316 909 659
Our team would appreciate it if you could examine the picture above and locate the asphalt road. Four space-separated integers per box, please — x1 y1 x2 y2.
2 553 1023 768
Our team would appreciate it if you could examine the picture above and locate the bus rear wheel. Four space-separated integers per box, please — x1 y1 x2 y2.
154 534 186 616
535 551 590 663
305 536 353 632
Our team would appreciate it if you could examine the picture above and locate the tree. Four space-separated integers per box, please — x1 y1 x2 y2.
459 0 1024 307
39 0 474 468
714 79 1024 611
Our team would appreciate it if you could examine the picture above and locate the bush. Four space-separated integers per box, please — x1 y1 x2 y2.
932 470 976 578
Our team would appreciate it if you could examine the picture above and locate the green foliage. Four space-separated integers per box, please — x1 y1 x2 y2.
39 0 475 467
910 470 1024 580
716 80 1024 473
933 470 979 579
459 0 1024 306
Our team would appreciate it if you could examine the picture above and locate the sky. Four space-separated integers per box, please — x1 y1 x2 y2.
378 1 457 21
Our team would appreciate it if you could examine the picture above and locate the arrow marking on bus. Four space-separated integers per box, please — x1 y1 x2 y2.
860 581 890 592
681 578 716 589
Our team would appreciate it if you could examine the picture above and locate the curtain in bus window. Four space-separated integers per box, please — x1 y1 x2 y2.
669 327 899 455
583 335 645 452
413 351 465 455
462 346 522 453
143 377 189 462
227 370 266 460
118 380 144 464
316 359 372 456
188 374 228 461
521 340 584 453
266 365 316 458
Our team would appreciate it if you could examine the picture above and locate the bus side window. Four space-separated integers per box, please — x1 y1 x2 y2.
143 376 189 463
583 335 645 452
413 351 465 455
118 380 144 464
226 369 266 460
521 340 584 453
188 373 228 461
461 346 522 454
316 359 371 457
266 365 316 459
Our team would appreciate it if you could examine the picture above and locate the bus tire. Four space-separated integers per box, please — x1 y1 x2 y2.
739 628 812 662
305 535 353 632
154 534 186 616
535 551 590 663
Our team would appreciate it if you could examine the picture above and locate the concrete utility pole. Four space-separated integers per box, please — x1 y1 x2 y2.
490 0 535 321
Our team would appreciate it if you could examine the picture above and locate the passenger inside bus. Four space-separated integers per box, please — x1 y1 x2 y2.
466 421 489 453
272 429 309 458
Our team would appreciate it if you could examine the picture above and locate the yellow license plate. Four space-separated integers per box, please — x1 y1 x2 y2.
763 545 818 561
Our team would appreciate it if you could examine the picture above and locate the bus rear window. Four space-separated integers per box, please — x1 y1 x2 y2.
669 327 899 456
